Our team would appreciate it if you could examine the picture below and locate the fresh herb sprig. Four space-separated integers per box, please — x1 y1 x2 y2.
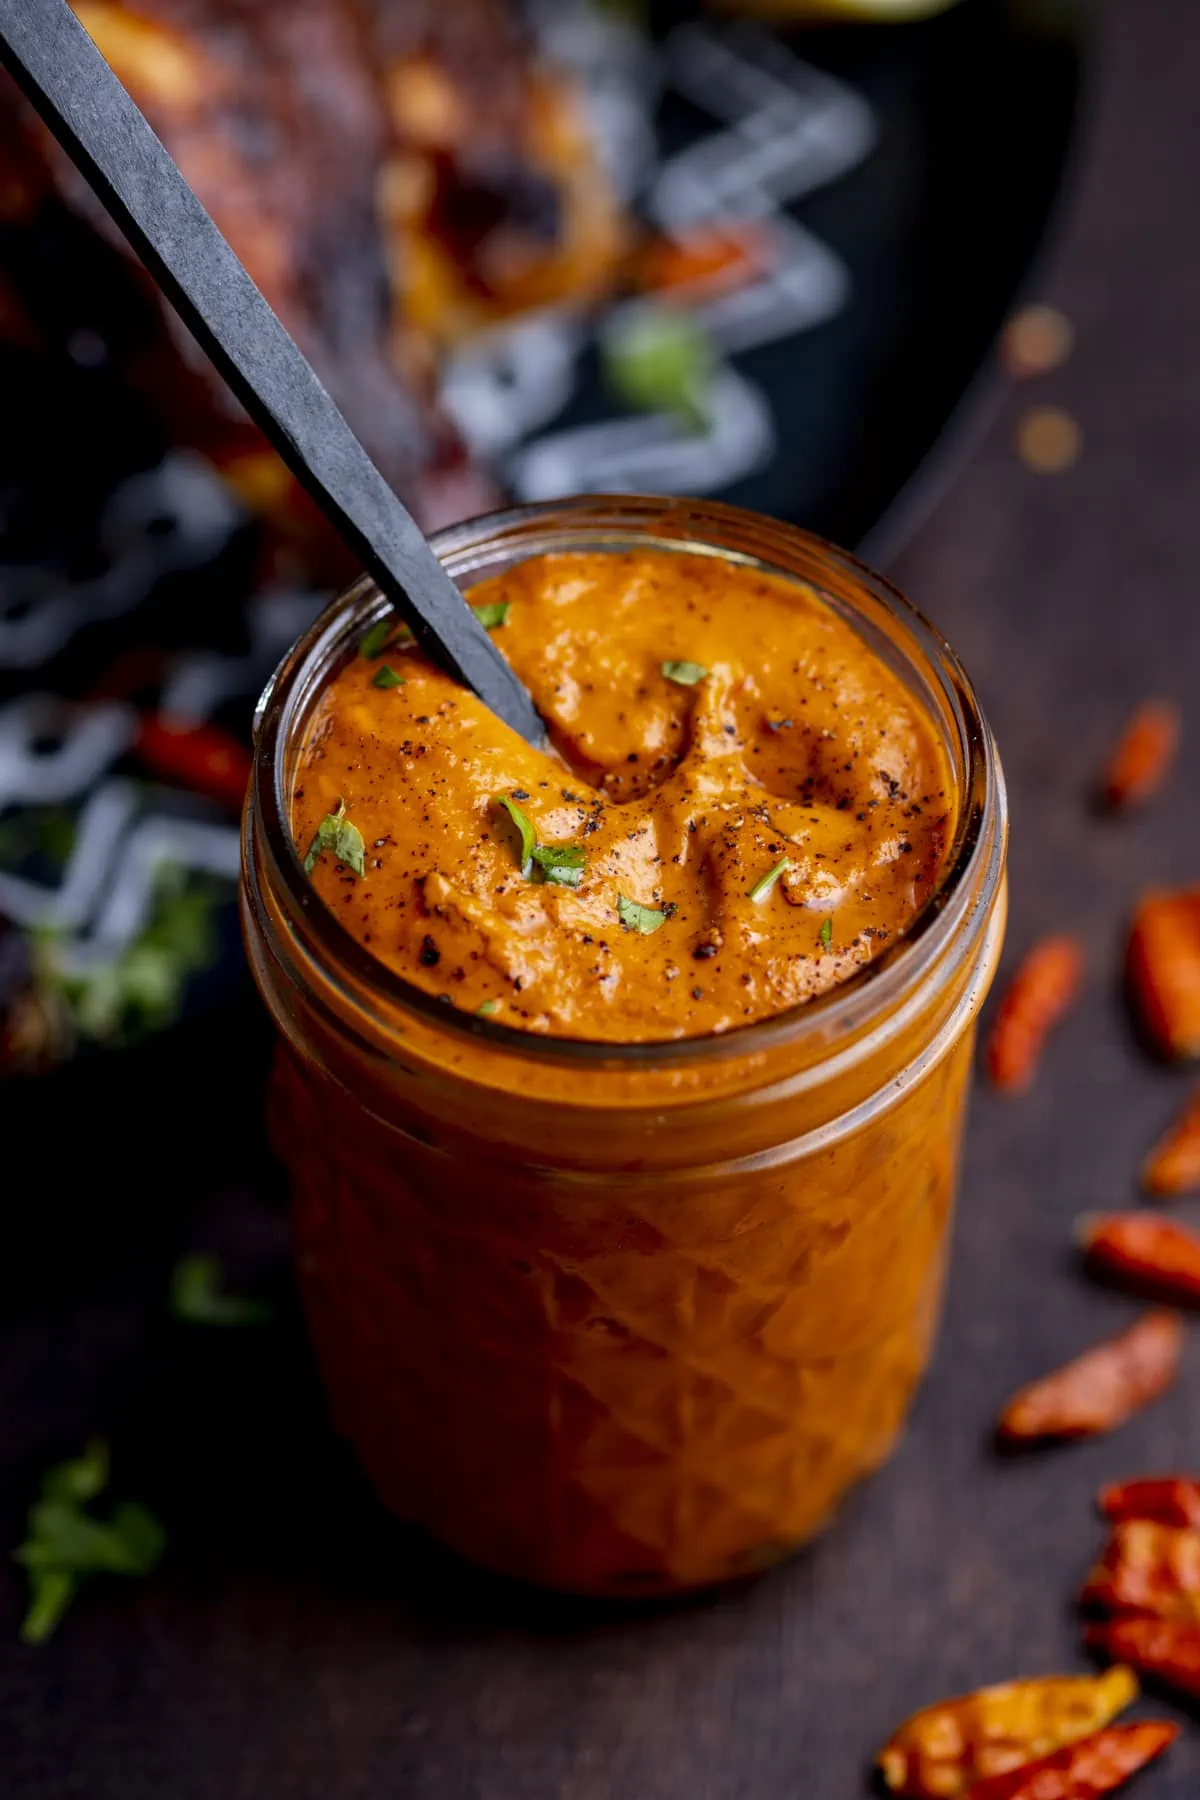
602 307 715 431
617 894 668 934
662 660 708 687
15 1441 165 1645
170 1254 274 1328
303 798 365 878
494 796 586 888
360 600 509 660
746 856 792 904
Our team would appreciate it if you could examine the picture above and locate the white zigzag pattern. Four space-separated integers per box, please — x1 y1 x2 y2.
446 12 875 500
0 584 320 961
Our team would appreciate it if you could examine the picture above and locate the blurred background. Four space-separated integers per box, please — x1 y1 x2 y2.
0 0 1084 1094
13 2 1200 1797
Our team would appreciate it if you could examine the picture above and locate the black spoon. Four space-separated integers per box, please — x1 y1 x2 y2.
0 0 543 746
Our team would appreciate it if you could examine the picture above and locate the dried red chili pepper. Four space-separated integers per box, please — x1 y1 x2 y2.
965 1720 1177 1800
1087 1614 1200 1702
629 223 774 298
876 1668 1139 1797
996 1311 1183 1445
1127 888 1200 1061
1099 701 1181 811
135 714 253 813
1082 1519 1200 1620
1142 1088 1200 1196
1100 1475 1200 1530
985 936 1085 1092
1079 1212 1200 1305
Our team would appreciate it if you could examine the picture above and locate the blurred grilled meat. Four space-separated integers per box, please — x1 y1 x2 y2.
0 1 622 552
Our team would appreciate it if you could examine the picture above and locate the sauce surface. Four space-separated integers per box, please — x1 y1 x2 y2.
290 549 953 1040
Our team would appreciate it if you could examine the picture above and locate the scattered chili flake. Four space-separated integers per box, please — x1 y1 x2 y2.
1016 406 1082 474
1142 1087 1200 1196
984 936 1085 1092
1079 1211 1200 1307
1100 1476 1200 1531
1127 888 1200 1060
965 1720 1177 1800
1000 304 1075 381
1098 701 1181 811
875 1667 1138 1797
1082 1518 1200 1621
995 1310 1183 1446
1086 1614 1200 1704
628 221 774 299
135 714 252 813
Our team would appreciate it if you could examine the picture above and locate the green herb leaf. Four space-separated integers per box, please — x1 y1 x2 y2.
21 1570 75 1646
530 843 587 888
473 600 510 629
661 659 708 687
602 308 715 431
303 798 365 878
746 856 792 904
14 1443 165 1643
477 999 501 1017
819 916 833 949
360 617 394 659
494 795 536 877
494 798 586 887
17 1499 163 1577
372 664 405 690
43 1440 109 1507
32 869 226 1048
618 893 668 934
170 1254 274 1328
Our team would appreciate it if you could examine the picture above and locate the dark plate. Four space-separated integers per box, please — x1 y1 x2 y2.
0 0 1088 1074
443 0 1091 559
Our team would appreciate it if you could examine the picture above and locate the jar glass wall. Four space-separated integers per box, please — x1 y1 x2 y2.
242 496 1007 1596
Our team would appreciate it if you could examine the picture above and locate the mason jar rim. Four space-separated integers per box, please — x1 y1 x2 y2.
246 494 1005 1071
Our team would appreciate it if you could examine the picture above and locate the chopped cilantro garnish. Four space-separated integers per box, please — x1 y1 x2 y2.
473 600 510 629
662 660 708 687
495 795 536 877
531 843 586 888
303 798 365 878
746 856 792 904
169 1254 273 1328
360 617 393 659
30 867 224 1047
495 797 586 886
44 1439 109 1506
372 665 405 690
602 307 715 430
819 916 833 949
477 999 501 1017
15 1441 164 1644
618 893 668 934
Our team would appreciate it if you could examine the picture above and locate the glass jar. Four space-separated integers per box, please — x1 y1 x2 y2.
242 496 1007 1597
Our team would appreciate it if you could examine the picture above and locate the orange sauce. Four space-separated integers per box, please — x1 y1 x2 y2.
291 549 952 1039
259 542 996 1594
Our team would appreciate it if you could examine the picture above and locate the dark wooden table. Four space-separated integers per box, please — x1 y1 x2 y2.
7 0 1200 1792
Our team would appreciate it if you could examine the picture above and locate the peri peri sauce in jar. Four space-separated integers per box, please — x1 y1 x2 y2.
242 497 1007 1596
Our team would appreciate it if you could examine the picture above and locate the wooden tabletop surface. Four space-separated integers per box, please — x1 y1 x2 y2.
6 0 1200 1793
